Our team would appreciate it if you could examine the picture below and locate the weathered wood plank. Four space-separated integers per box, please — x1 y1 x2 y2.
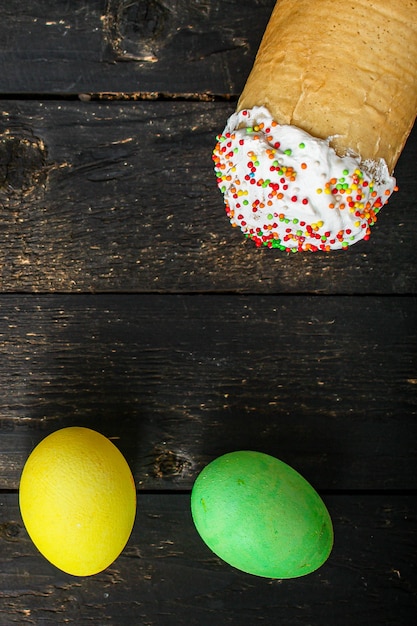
1 2 415 623
1 101 416 294
0 294 416 490
0 0 273 95
0 493 416 625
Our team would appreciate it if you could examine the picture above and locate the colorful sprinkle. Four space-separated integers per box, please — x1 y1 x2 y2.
212 107 397 252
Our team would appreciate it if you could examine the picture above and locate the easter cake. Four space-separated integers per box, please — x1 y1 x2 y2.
213 0 417 251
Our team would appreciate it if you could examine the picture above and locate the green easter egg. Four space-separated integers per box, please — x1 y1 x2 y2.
191 451 333 578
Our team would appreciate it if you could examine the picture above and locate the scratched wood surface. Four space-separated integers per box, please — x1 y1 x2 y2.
0 100 416 293
0 294 416 492
0 1 416 624
0 0 272 95
1 493 416 625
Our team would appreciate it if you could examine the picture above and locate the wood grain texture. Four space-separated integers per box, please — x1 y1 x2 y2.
1 493 416 625
0 0 273 95
1 2 416 622
1 101 416 294
1 294 416 490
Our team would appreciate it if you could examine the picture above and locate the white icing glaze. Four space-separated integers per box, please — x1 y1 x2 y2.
213 106 396 251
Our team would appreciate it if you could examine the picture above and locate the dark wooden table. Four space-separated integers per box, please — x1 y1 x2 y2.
1 1 416 624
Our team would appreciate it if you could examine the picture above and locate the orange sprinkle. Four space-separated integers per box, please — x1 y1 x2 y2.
301 163 307 169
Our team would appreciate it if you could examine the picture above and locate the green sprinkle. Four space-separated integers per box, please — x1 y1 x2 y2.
284 149 292 156
296 230 303 237
267 213 273 220
246 127 253 133
299 142 306 149
292 218 299 224
243 200 249 206
343 169 349 175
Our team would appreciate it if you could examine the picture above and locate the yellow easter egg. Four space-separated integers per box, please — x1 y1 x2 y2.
19 426 136 576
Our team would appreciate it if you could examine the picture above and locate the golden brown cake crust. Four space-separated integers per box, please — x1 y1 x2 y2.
237 0 417 172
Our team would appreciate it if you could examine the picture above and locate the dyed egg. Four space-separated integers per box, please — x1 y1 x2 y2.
19 427 136 576
191 451 333 578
